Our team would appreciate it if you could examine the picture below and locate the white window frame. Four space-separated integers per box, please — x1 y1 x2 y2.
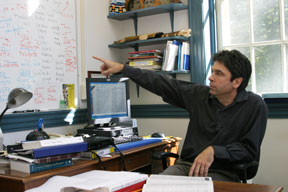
216 0 288 94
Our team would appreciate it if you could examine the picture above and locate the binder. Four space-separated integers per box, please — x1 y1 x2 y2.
115 138 162 151
16 142 88 158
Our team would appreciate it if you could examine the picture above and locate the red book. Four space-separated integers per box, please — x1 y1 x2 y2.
115 180 146 192
128 55 161 60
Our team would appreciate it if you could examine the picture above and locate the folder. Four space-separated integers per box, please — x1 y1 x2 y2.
16 142 88 158
115 138 162 151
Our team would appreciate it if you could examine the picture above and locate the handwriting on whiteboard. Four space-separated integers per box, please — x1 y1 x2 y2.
0 0 77 111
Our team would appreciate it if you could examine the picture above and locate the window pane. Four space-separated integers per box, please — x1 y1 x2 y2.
253 0 280 42
285 0 288 39
220 0 250 46
255 45 282 93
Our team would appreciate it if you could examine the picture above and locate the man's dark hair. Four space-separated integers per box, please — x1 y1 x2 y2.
212 49 252 92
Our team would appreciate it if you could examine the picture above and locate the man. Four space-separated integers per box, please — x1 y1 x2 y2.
93 50 268 182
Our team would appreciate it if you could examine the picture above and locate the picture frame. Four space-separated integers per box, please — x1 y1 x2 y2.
87 71 105 78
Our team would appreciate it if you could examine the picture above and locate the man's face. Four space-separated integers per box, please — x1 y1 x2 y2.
208 61 240 97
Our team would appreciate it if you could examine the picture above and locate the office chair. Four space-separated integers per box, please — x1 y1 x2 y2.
152 151 259 183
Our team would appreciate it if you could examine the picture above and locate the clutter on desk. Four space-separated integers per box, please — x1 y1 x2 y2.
26 118 49 141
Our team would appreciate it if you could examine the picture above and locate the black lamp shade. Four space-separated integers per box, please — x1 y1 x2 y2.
7 88 33 109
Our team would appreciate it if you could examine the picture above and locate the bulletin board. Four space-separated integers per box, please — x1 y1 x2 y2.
0 0 78 112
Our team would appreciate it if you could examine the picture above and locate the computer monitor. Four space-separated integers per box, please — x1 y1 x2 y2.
86 77 131 126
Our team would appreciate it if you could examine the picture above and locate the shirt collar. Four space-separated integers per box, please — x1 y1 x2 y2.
209 89 248 102
209 89 248 109
234 89 248 103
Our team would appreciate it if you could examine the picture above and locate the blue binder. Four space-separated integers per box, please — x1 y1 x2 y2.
115 138 162 151
32 142 88 158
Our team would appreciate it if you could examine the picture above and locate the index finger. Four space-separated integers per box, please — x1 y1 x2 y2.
92 56 105 63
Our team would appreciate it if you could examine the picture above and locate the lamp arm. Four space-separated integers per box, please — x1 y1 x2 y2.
0 107 8 123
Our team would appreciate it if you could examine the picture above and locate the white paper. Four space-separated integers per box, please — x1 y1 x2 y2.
142 175 214 192
25 170 148 192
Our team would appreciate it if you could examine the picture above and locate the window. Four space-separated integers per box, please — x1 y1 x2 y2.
216 0 288 94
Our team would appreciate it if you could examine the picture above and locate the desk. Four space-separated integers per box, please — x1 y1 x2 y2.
0 138 180 192
214 181 283 192
0 137 284 192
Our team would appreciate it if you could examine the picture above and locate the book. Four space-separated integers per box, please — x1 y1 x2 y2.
10 159 73 173
115 138 162 151
181 42 190 70
8 152 80 164
80 146 115 159
142 174 213 192
128 49 162 54
62 84 76 109
22 136 84 150
25 170 148 192
177 42 182 70
16 142 88 158
129 60 162 66
129 52 163 57
127 55 162 60
162 40 179 71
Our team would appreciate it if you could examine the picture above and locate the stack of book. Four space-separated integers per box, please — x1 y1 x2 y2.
8 136 87 173
162 40 190 72
127 49 163 71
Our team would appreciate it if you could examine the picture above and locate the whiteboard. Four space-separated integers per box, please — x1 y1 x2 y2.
0 0 78 112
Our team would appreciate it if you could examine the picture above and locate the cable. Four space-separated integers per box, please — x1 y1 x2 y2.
91 151 106 170
113 144 127 171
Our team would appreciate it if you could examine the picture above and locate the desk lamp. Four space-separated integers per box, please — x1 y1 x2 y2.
0 88 33 150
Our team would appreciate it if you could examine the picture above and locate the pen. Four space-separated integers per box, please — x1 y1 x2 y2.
38 118 44 131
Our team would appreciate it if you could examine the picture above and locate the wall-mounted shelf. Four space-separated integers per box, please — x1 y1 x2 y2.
108 3 188 35
107 3 188 21
108 36 189 49
107 2 191 97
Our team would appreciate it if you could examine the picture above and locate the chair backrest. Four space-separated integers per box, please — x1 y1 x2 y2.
232 161 259 183
245 162 259 180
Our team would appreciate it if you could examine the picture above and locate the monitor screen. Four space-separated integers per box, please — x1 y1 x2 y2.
86 77 131 126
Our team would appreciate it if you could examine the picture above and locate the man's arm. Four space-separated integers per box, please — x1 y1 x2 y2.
92 56 124 77
213 99 268 163
93 56 193 109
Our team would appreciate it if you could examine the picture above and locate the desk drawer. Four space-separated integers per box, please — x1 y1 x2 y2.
103 150 152 171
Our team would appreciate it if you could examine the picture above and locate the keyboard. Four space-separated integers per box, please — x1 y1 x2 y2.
113 135 143 145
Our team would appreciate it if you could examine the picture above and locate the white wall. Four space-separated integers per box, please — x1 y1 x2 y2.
254 119 288 190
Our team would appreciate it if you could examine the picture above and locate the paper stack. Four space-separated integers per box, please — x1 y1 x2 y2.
142 174 214 192
127 49 163 71
25 170 148 192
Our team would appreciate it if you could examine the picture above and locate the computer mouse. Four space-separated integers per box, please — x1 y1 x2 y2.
151 132 166 138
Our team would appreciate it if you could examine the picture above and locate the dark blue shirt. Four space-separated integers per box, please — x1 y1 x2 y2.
123 65 268 167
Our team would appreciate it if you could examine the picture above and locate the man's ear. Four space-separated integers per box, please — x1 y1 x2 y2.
233 77 243 89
